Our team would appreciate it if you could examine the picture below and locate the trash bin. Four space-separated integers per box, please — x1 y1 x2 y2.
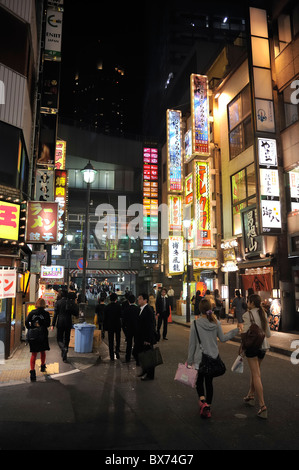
74 323 96 353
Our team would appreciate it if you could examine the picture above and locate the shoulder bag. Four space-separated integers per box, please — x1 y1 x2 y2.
241 310 265 352
194 321 226 378
27 327 44 342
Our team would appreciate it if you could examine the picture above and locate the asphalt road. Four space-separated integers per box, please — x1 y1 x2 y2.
0 323 298 453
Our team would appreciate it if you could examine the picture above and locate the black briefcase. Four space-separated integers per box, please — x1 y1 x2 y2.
138 347 163 370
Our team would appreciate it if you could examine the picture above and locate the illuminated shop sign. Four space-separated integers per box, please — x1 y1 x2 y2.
191 75 210 157
193 259 218 270
289 169 299 213
41 265 64 279
194 161 211 248
258 138 281 234
55 170 68 244
169 236 184 275
0 202 20 242
185 174 193 205
143 147 159 264
55 140 66 170
168 196 182 231
167 110 183 192
241 205 263 257
26 202 59 244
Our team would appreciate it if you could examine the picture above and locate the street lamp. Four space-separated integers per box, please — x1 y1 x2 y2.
80 161 97 321
183 219 191 324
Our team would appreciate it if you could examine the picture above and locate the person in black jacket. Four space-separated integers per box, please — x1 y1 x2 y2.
52 290 79 362
123 295 139 362
135 293 156 381
156 288 171 341
103 292 122 360
95 296 106 339
25 298 51 382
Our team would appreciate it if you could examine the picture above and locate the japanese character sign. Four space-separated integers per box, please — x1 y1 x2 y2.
167 110 183 192
195 161 211 248
258 138 277 167
35 169 54 202
0 202 20 241
0 269 17 300
191 75 210 156
55 170 68 245
55 141 66 170
26 202 59 244
241 206 262 256
169 236 184 274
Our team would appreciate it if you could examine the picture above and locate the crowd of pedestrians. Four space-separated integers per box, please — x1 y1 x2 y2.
25 283 271 420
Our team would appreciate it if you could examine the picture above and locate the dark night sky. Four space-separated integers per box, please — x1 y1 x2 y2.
59 0 272 136
59 0 147 135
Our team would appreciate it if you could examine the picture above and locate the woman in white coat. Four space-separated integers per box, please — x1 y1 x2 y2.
241 294 271 419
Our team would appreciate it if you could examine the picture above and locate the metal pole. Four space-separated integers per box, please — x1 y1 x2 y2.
186 244 191 324
80 182 90 322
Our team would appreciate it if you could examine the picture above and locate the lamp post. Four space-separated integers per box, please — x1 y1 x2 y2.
80 161 97 321
183 219 191 324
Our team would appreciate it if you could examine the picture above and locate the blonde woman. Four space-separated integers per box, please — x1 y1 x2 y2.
241 294 271 419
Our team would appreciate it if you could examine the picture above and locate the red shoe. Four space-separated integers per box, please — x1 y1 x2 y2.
200 403 211 419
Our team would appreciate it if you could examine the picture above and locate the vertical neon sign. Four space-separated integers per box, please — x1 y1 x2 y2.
191 75 210 157
167 110 183 192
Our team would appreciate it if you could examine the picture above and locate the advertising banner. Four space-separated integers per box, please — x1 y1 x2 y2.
55 170 68 244
167 110 183 192
0 202 20 241
35 169 55 202
191 75 210 157
45 8 63 61
169 236 184 275
0 269 17 300
26 202 59 244
194 161 211 248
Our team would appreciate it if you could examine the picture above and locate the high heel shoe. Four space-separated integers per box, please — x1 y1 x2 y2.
257 405 267 419
243 395 255 407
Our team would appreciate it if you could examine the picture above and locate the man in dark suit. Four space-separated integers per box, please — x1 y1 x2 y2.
123 294 139 362
135 293 156 381
103 292 122 360
156 287 171 341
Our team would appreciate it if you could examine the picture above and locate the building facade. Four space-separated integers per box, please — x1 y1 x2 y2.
159 3 299 330
0 0 44 359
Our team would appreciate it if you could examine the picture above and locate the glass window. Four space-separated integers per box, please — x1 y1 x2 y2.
232 170 246 204
228 86 253 159
231 165 256 235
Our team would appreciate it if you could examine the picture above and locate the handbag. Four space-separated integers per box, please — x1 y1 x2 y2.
174 363 198 388
241 310 265 351
27 327 43 342
231 355 244 374
138 347 163 370
198 353 226 378
194 321 226 378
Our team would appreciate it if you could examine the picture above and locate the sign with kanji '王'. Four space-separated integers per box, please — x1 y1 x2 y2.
26 202 59 244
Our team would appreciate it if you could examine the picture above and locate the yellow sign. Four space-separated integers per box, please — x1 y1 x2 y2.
0 202 20 241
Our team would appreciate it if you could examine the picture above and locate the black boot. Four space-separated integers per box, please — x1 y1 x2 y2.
30 370 36 382
40 364 47 372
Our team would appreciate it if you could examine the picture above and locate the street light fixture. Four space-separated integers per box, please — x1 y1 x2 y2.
80 161 97 321
183 219 191 324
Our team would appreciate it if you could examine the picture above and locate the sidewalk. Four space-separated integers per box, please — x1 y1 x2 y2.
0 327 101 387
171 314 299 357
